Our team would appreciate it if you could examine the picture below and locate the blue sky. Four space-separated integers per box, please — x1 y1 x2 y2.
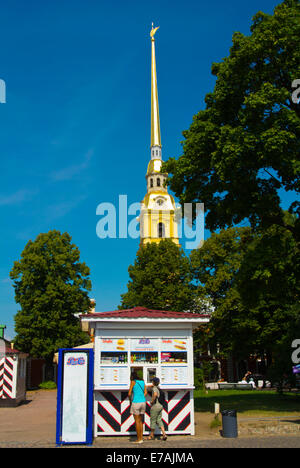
0 0 283 340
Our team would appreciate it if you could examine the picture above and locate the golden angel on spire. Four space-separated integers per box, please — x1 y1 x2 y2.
150 23 159 38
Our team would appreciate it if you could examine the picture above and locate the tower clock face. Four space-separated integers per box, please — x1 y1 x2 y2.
156 198 165 208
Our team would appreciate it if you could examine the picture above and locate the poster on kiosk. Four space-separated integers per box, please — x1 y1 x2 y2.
56 348 94 445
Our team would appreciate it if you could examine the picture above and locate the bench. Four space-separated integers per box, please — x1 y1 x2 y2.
218 383 254 390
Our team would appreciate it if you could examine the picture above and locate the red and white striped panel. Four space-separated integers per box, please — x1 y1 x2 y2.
0 357 15 399
121 393 135 433
0 357 4 398
167 390 191 433
95 389 192 436
96 391 122 434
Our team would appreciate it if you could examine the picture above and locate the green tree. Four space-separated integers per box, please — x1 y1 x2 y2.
266 303 300 391
119 239 195 311
10 230 91 366
237 216 300 384
190 227 255 358
164 0 300 241
191 222 300 376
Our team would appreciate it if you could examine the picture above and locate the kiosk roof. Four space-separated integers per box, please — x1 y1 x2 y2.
81 306 210 321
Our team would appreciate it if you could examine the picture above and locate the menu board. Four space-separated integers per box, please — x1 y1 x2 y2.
61 351 89 443
161 339 187 352
161 366 188 385
100 366 128 386
100 338 127 352
131 338 159 352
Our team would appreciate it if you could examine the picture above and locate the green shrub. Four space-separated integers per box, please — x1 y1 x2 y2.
194 362 213 390
39 380 57 390
194 367 205 390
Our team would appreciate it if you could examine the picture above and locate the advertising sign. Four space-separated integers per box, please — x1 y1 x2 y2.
292 364 300 374
131 338 159 352
100 338 127 352
161 338 187 352
56 349 93 445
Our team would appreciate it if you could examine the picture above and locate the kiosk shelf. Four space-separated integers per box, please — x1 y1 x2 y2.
130 352 158 364
161 352 187 363
100 352 128 364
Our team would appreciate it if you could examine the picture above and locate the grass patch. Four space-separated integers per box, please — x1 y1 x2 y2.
210 414 222 429
194 389 300 416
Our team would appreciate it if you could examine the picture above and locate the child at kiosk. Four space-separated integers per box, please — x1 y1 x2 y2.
147 377 167 441
128 371 148 443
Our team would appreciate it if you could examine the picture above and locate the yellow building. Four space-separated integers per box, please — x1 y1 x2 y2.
139 25 180 246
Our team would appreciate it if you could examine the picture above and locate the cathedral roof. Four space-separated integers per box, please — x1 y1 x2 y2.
146 159 165 175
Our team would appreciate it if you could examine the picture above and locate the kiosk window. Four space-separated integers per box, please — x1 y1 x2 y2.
161 352 187 363
100 352 128 364
130 352 158 364
146 368 157 384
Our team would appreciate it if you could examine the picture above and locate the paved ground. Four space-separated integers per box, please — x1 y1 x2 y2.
0 390 300 448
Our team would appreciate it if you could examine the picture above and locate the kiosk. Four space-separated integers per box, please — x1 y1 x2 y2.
81 306 209 437
0 343 27 407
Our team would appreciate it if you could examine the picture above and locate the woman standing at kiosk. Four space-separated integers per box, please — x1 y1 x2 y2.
128 371 147 443
148 377 167 441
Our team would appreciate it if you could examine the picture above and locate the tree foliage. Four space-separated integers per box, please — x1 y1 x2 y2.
191 227 256 358
191 222 300 367
119 239 195 312
162 0 300 377
164 0 300 241
10 230 91 362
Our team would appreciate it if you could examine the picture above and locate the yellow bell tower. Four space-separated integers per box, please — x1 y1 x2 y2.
139 24 180 246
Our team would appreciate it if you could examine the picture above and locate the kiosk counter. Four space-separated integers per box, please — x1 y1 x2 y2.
81 306 210 438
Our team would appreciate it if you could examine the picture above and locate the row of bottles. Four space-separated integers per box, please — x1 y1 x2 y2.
130 353 158 364
101 353 127 364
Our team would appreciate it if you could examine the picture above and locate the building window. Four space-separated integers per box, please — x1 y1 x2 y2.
150 178 153 188
157 178 161 187
158 222 165 238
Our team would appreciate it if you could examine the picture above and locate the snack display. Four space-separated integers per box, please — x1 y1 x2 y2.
161 351 187 363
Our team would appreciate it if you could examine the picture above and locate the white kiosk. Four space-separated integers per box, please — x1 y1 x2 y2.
81 306 209 437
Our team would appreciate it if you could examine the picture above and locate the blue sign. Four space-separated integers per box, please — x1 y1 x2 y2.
56 348 94 445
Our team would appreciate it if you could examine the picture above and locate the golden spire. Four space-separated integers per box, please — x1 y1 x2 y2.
150 23 161 148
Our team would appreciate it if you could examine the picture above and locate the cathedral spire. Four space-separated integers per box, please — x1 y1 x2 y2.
139 25 179 247
150 23 161 150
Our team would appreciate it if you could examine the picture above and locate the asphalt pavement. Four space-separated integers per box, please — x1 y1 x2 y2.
0 390 299 449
